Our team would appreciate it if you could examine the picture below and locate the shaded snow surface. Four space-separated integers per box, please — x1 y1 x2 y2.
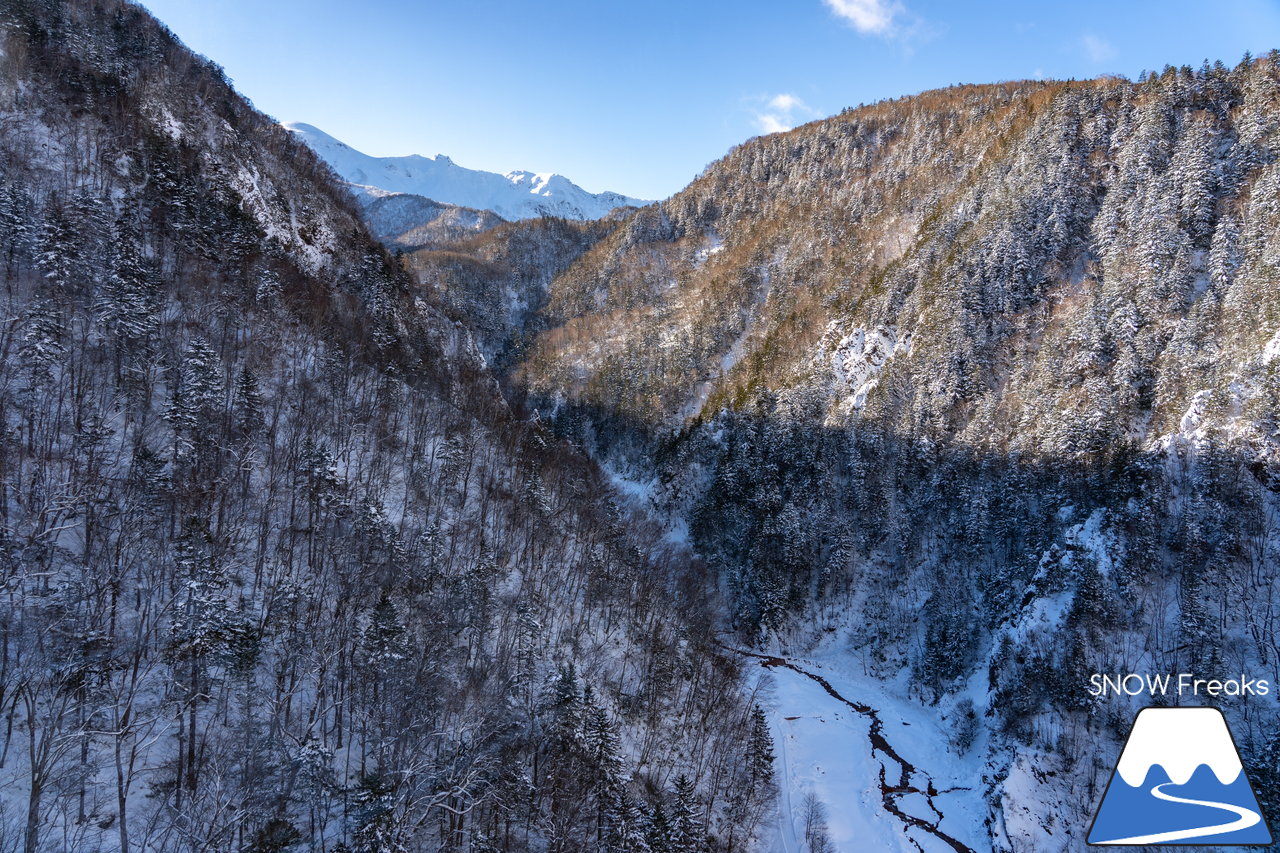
755 648 989 852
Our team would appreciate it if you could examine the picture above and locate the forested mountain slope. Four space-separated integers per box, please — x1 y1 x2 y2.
358 191 507 253
423 59 1280 849
0 2 771 851
405 215 625 370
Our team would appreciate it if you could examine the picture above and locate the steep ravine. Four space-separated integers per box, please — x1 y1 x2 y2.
376 56 1280 850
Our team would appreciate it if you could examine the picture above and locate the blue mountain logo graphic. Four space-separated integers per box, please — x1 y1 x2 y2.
1088 707 1273 846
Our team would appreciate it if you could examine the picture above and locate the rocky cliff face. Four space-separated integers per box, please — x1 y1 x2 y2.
410 60 1280 849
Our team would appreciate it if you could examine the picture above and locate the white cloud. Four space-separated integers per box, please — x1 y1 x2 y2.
751 93 818 135
768 93 804 112
823 0 904 35
1081 34 1117 64
756 114 793 134
821 0 937 52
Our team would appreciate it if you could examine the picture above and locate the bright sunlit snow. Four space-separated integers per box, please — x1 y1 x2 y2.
284 121 650 220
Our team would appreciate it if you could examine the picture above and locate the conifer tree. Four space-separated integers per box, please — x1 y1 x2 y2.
34 201 77 293
233 366 265 438
669 775 701 853
747 704 775 788
0 178 31 284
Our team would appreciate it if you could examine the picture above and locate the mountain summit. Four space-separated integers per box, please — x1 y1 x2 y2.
284 121 650 220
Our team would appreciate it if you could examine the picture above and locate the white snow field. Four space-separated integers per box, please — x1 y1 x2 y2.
751 646 989 853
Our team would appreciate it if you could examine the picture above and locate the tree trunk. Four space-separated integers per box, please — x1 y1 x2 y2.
115 734 131 853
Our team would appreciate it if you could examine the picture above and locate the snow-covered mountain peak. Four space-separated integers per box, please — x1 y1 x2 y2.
283 121 650 221
506 170 558 192
282 121 357 154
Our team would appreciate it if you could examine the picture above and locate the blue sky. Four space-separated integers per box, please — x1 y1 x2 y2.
139 0 1280 200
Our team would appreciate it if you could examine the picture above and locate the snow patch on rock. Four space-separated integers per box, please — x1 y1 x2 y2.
153 105 184 141
224 160 335 275
1263 328 1280 364
692 231 724 267
816 323 912 420
1064 508 1113 577
1179 388 1213 436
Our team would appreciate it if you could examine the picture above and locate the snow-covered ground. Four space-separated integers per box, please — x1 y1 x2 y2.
750 641 989 853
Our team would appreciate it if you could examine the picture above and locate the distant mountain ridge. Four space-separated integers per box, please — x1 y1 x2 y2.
284 121 651 221
357 190 507 251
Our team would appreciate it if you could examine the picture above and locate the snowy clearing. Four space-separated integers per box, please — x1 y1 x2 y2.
742 647 989 853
